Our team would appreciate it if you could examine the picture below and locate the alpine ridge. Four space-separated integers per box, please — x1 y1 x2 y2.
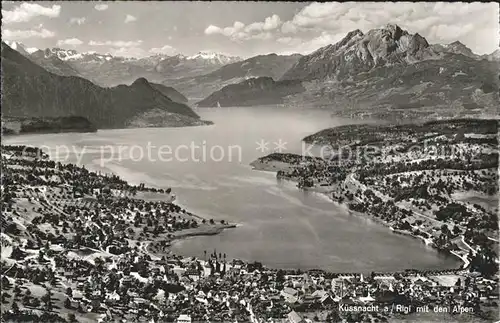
281 24 435 81
196 77 305 107
24 47 241 87
274 24 499 120
1 42 210 129
164 53 302 99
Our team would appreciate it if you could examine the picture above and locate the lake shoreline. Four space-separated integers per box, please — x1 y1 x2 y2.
4 114 465 274
146 223 238 257
250 160 466 272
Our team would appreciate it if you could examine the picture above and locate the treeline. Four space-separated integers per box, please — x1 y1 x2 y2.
359 154 498 178
303 118 498 145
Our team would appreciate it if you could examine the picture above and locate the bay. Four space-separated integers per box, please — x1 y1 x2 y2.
5 107 461 272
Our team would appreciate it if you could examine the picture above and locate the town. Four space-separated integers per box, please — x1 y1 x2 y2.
1 128 499 322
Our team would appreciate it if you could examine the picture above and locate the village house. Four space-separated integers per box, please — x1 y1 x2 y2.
281 287 299 303
176 313 192 323
287 310 306 323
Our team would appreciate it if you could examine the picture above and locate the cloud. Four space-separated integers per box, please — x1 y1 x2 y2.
280 2 498 54
277 32 345 55
109 47 147 58
281 21 298 34
57 38 83 47
247 32 273 41
2 3 61 24
204 21 246 38
69 17 86 25
276 36 301 45
89 40 143 47
204 15 281 41
124 14 137 23
2 26 55 40
301 32 345 54
245 14 281 33
203 3 497 55
149 45 176 55
428 23 475 41
205 25 223 35
94 4 109 11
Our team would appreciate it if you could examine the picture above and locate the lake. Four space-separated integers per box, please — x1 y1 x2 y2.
5 107 461 272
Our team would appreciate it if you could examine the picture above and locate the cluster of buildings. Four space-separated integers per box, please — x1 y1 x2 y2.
1 145 498 322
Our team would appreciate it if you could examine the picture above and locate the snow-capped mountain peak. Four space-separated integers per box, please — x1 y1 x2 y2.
5 40 23 51
45 48 82 60
25 47 38 54
37 47 121 62
4 41 37 55
187 51 241 64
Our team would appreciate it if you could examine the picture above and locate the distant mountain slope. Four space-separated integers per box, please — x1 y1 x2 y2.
29 48 83 77
482 49 500 62
278 24 499 120
30 48 241 87
164 53 302 99
3 41 36 57
2 116 96 135
187 51 241 65
430 41 479 59
196 77 305 107
281 25 434 81
150 83 188 103
1 42 208 129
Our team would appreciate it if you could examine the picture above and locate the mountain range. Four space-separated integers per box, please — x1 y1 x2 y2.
4 24 499 124
10 43 242 87
277 24 499 120
196 77 305 107
163 53 302 99
1 42 210 131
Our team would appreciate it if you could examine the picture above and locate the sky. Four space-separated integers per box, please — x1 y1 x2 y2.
1 1 499 58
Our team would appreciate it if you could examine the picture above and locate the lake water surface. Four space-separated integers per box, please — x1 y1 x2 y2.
5 107 461 272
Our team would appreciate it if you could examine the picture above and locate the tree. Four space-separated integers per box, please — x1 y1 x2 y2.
31 297 41 307
327 309 341 322
2 277 12 290
11 301 19 313
276 269 285 283
22 294 31 306
41 290 53 311
13 285 21 296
